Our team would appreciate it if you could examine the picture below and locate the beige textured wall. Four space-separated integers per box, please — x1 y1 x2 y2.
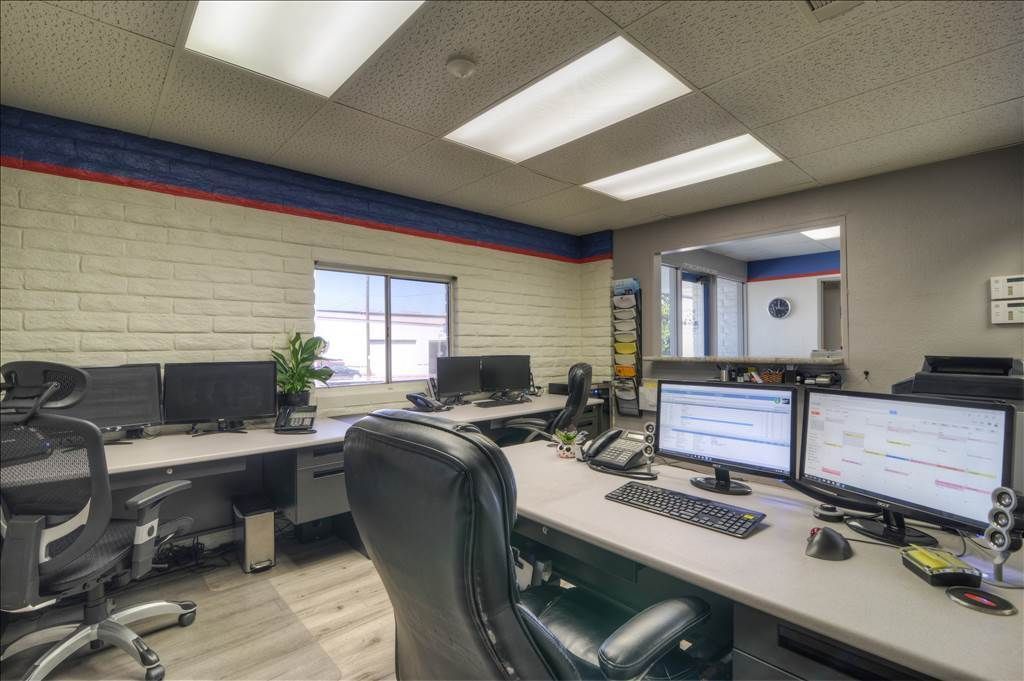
613 146 1024 392
0 166 612 414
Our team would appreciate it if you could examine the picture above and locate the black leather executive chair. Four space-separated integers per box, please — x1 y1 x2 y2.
345 409 710 680
497 363 592 445
0 362 197 681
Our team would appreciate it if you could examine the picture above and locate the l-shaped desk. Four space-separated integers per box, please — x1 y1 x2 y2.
101 404 1022 681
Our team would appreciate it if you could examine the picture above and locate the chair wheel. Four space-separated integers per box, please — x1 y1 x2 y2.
178 611 196 627
145 664 165 681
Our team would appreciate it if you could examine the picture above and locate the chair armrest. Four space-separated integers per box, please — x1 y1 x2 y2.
0 515 45 611
598 598 710 681
125 480 192 511
502 417 549 430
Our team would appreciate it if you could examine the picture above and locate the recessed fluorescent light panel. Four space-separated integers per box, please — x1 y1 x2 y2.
445 37 690 163
802 226 842 240
185 1 423 96
584 134 782 201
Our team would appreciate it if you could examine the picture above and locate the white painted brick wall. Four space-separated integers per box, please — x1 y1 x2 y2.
0 167 612 414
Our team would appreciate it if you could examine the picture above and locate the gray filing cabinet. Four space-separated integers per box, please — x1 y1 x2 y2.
265 442 349 525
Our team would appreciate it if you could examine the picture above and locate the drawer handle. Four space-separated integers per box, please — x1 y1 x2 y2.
313 467 344 479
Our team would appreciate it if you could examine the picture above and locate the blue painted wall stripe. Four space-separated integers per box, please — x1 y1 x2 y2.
0 106 611 262
747 251 840 280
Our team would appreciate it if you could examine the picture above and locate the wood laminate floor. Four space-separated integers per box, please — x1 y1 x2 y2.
1 537 395 681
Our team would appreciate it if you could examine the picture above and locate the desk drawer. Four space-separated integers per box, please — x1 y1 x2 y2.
296 443 344 469
295 462 349 524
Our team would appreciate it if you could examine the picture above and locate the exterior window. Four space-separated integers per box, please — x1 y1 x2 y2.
314 268 451 386
715 277 745 356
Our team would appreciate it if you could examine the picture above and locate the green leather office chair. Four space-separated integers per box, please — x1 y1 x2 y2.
0 362 197 681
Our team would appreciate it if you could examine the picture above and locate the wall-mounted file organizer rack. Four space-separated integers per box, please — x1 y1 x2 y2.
612 278 642 417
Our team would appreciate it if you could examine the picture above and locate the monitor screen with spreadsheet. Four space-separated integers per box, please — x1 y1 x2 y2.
656 381 797 478
800 389 1013 531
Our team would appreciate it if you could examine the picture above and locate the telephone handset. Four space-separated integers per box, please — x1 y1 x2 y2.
406 392 451 412
586 428 651 471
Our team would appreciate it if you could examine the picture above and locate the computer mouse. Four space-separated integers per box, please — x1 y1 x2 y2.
806 526 853 561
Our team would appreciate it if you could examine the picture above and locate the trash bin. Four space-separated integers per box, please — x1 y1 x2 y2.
232 494 275 573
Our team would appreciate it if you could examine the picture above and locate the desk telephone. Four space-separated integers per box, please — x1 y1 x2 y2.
406 392 451 412
275 405 317 434
585 427 657 480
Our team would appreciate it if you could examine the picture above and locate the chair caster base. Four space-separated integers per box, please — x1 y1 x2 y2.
145 663 165 681
178 611 196 627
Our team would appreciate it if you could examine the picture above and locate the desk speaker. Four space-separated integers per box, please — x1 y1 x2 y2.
984 487 1023 552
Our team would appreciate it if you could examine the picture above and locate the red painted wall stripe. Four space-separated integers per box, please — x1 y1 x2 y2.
746 269 841 283
0 156 611 264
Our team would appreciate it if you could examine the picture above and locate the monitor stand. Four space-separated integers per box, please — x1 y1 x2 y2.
191 420 247 437
845 509 938 546
106 427 147 446
444 394 471 406
690 468 751 496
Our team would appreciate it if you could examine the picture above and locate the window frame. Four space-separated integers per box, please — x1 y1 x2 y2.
314 263 454 387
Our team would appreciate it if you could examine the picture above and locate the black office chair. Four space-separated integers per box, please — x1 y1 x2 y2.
496 363 593 445
0 362 197 681
345 409 711 680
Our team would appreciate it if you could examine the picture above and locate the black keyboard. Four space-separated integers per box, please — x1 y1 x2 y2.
605 482 765 538
474 398 529 408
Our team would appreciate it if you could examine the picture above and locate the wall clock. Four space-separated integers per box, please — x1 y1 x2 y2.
768 297 792 319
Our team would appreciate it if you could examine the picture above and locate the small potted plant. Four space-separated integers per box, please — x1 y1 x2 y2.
553 429 587 460
272 332 334 407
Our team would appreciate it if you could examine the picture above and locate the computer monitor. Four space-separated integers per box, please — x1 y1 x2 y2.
163 361 277 432
435 356 481 398
64 364 162 437
800 389 1014 546
480 355 531 392
655 381 797 495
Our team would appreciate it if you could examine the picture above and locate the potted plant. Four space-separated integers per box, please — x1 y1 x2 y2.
553 429 587 460
272 332 334 407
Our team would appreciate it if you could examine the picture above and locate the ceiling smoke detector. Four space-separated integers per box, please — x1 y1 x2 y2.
446 56 477 79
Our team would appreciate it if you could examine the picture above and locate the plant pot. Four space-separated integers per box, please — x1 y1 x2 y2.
556 443 582 459
279 391 310 407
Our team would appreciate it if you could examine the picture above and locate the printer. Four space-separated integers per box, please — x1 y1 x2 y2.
893 356 1023 489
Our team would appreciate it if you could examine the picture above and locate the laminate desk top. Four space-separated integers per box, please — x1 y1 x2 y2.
106 395 600 475
502 441 1024 681
105 419 352 475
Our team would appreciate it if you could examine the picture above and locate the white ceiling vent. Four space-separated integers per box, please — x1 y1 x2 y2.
801 0 863 23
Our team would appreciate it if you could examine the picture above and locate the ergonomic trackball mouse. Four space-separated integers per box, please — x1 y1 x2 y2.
806 526 853 561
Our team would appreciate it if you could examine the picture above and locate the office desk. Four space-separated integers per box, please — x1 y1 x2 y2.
502 441 1023 681
441 395 603 423
104 419 353 475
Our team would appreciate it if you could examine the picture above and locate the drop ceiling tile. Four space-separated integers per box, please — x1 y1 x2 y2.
521 92 746 184
630 161 816 217
368 139 510 202
46 1 186 44
150 51 325 164
441 166 570 213
757 42 1024 157
628 0 903 88
272 103 433 185
589 1 666 27
706 1 1024 128
0 1 172 136
332 0 617 135
794 98 1024 185
555 201 665 233
494 186 623 226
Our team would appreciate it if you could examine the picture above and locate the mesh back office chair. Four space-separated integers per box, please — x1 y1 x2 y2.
496 363 593 445
345 409 712 680
0 362 197 681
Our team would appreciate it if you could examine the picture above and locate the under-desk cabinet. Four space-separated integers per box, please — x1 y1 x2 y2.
264 442 349 525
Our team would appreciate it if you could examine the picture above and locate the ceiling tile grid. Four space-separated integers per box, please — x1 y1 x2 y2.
271 103 434 185
793 98 1024 184
588 1 666 27
44 0 186 44
704 0 1024 128
440 165 570 213
756 41 1024 158
332 0 618 136
0 0 173 136
149 51 325 165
